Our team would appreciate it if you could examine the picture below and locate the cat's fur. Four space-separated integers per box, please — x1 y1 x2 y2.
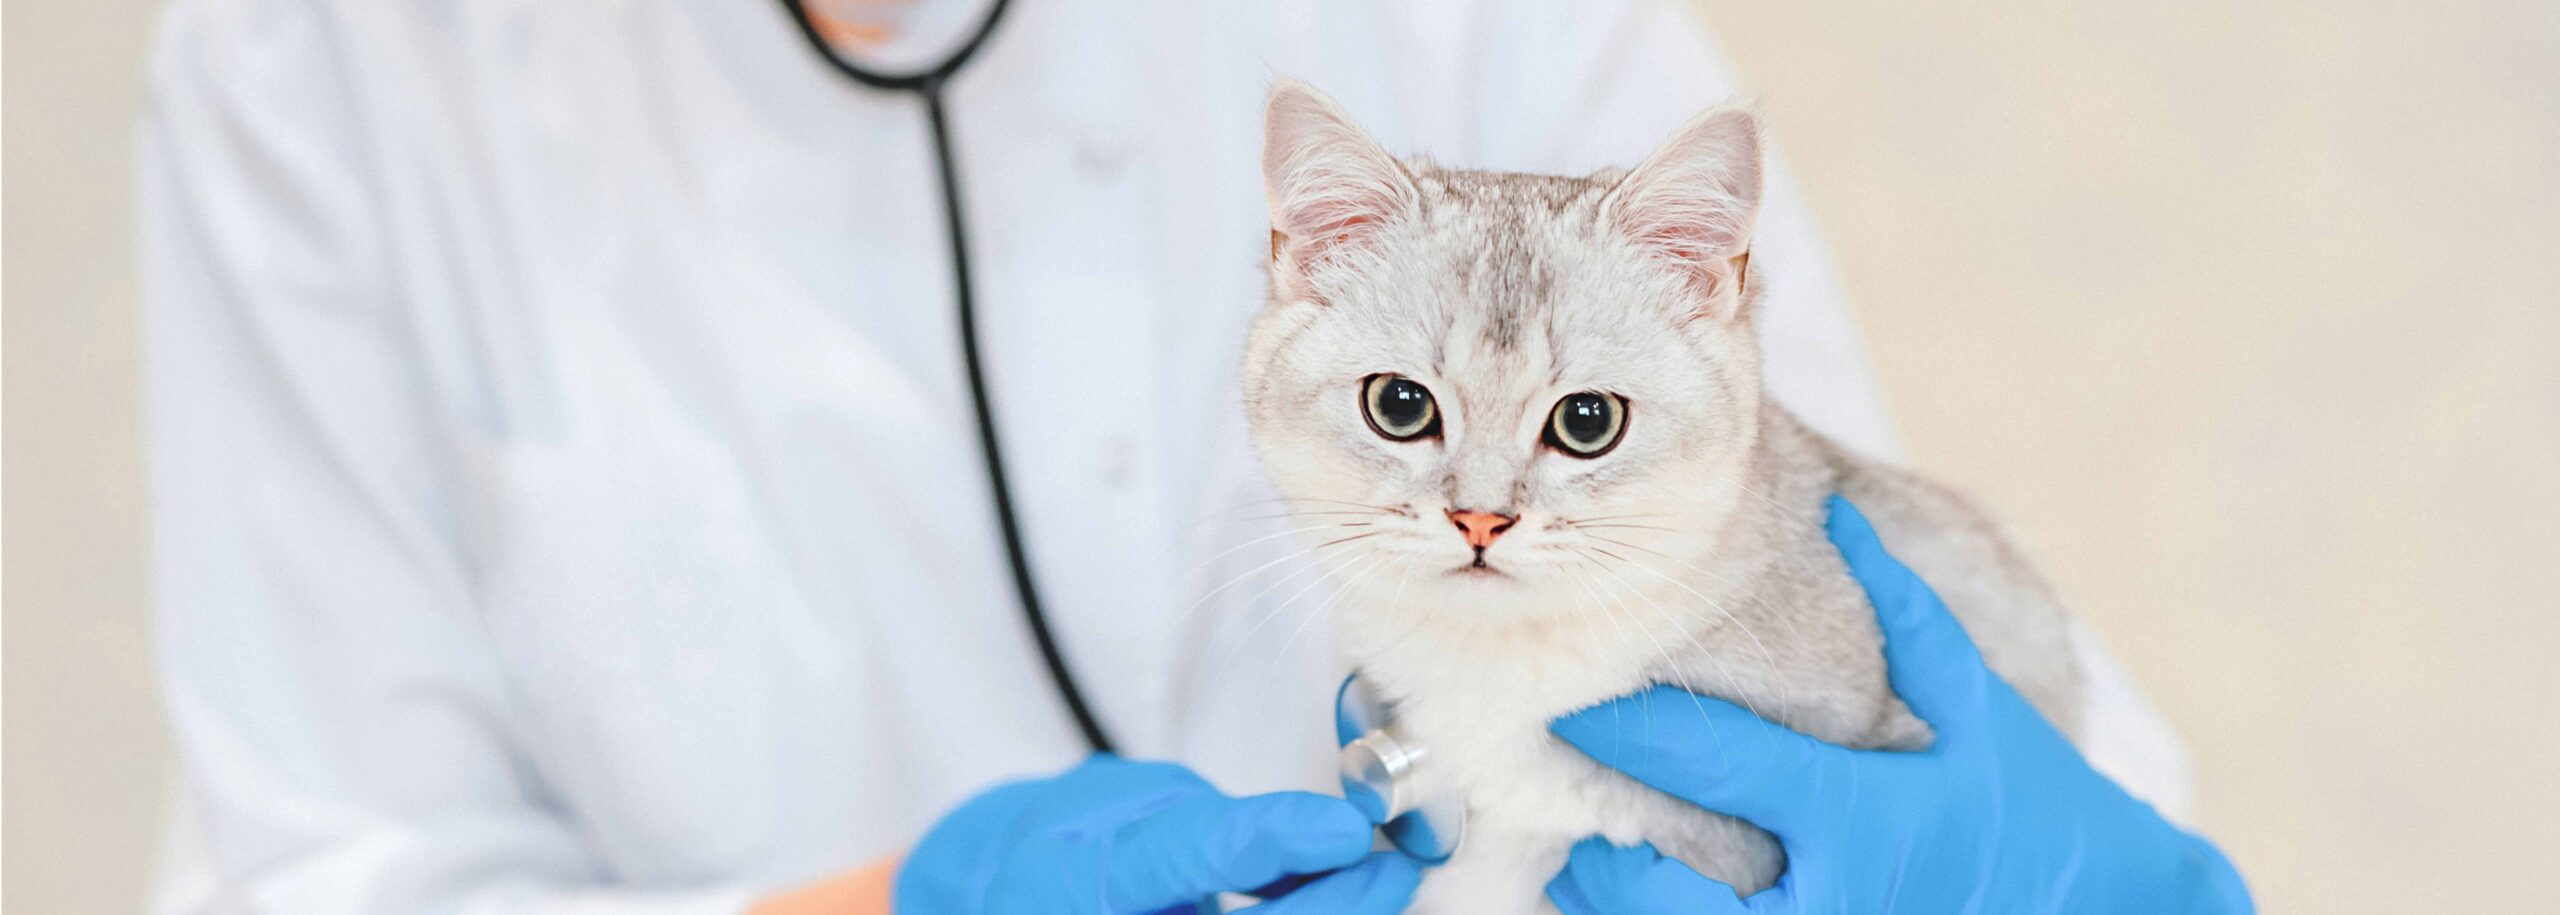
1240 81 2085 913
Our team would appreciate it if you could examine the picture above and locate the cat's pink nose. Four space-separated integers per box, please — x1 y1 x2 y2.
1447 509 1518 550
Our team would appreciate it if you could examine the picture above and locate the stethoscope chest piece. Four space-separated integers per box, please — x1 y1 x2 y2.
1335 675 1467 863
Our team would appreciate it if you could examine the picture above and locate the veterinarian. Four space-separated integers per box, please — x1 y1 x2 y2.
142 0 2242 911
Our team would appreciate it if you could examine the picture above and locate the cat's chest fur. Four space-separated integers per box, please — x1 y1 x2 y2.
1351 517 1894 902
1332 414 2075 914
1354 534 1907 913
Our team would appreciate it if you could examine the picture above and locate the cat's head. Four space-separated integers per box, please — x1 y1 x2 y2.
1241 81 1770 629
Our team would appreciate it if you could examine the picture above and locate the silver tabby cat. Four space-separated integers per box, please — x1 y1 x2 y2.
1240 81 2086 914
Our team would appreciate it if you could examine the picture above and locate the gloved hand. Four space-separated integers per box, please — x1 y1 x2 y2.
895 754 1420 914
1543 496 2253 914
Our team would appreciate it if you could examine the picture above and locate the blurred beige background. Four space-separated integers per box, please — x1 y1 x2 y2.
6 1 169 913
6 1 2555 912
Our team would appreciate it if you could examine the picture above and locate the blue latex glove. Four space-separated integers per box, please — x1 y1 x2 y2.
1544 496 2252 914
897 754 1420 914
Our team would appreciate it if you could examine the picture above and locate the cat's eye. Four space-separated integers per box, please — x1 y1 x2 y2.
1546 392 1628 457
1361 374 1441 441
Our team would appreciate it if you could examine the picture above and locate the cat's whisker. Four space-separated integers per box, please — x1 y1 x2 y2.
1236 509 1398 523
1572 557 1716 734
1208 496 1408 523
1384 555 1423 633
1581 546 1794 717
1566 558 1655 665
1186 496 1317 528
1369 555 1448 652
1211 494 1388 512
1173 527 1383 631
1169 497 1404 549
1259 553 1404 697
1573 548 1766 722
1313 530 1383 550
1206 546 1386 680
1173 521 1379 578
1582 533 1810 647
1562 557 1644 663
1229 539 1376 615
1546 556 1648 753
1729 481 1792 516
1289 496 1408 511
1216 496 1292 509
1568 562 1683 764
1558 513 1668 526
1571 552 1735 759
1563 523 1684 534
1558 565 1632 755
1172 543 1339 692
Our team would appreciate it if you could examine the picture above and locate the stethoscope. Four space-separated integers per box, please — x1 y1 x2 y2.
775 0 1114 755
777 0 1467 861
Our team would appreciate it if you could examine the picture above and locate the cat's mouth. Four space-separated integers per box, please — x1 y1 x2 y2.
1447 559 1508 579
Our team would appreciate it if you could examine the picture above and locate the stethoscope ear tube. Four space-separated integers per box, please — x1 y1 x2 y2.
777 0 1116 756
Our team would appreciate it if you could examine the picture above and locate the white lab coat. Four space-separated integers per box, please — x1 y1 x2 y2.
142 0 2189 911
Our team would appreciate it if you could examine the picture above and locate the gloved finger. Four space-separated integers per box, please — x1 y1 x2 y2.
1545 838 1753 915
1105 790 1377 910
895 778 1055 912
1238 867 1328 901
1824 495 1991 741
1550 685 1881 836
1235 851 1422 915
1333 674 1363 746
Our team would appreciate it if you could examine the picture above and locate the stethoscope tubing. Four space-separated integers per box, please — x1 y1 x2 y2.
777 0 1117 755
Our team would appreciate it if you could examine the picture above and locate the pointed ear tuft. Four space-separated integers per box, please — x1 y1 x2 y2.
1263 80 1416 290
1604 105 1765 320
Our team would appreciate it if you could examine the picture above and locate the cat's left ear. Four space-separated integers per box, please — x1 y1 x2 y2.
1603 105 1765 322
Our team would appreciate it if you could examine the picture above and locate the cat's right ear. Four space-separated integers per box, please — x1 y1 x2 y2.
1263 80 1416 299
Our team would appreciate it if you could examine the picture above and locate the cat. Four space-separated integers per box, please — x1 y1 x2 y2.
1239 80 2087 914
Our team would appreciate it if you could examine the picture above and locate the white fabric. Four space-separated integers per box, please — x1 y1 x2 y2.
141 0 2181 911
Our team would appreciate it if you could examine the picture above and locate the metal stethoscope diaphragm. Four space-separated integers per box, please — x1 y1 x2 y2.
1334 675 1467 863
